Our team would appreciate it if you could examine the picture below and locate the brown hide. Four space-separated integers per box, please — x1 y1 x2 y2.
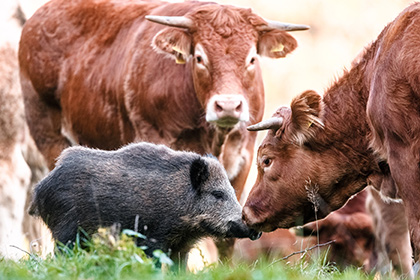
18 0 302 204
243 3 420 275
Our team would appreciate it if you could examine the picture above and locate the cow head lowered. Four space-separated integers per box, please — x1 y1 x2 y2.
242 90 370 232
147 5 308 128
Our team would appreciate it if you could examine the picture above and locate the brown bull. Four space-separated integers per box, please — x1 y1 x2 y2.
19 0 308 259
243 3 420 276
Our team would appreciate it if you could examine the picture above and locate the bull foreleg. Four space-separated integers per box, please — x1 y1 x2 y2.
219 124 256 201
213 125 257 261
20 77 70 170
211 127 231 158
386 143 419 275
214 237 236 263
367 186 413 276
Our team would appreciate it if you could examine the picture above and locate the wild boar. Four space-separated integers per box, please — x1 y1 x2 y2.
29 142 261 263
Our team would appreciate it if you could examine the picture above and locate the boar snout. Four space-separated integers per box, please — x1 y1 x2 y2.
226 220 262 241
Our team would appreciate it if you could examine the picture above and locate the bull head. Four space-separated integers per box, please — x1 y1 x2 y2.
146 6 309 129
242 90 338 232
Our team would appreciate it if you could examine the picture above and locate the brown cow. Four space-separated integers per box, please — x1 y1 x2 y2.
18 0 308 259
243 3 420 276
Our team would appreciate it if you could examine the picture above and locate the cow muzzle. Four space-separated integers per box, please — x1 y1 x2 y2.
242 205 277 233
206 95 249 127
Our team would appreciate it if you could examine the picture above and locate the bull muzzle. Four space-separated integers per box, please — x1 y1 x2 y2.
206 95 249 127
242 205 277 233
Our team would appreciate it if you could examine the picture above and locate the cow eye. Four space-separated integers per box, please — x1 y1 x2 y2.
262 157 272 167
196 55 203 64
250 57 256 64
211 190 225 200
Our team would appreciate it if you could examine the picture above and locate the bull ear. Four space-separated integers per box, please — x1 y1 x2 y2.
151 27 192 64
288 90 323 144
257 30 297 58
190 157 210 193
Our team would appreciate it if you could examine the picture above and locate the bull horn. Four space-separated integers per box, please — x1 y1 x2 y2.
261 19 310 32
145 15 194 29
247 117 284 131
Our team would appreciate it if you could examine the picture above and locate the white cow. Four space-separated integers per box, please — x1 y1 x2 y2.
0 0 49 259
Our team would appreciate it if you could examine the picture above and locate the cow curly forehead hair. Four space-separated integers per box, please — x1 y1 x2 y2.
188 5 266 37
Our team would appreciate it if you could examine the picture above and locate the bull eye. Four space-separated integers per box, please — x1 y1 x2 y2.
262 157 272 167
247 56 257 70
211 190 225 200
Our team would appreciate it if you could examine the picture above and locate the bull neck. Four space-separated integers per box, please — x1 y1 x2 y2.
312 40 381 175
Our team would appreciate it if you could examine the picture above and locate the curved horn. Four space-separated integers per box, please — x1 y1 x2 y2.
145 15 194 29
261 19 310 32
247 117 284 131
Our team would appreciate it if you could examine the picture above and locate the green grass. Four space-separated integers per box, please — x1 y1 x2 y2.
0 230 380 280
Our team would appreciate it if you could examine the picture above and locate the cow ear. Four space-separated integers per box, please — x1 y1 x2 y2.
287 90 323 144
152 27 192 64
190 157 210 193
258 30 297 58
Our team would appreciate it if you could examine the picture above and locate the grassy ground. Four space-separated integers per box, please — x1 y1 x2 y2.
0 230 380 280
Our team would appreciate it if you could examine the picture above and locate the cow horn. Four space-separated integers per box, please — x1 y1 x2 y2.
145 15 194 29
247 117 284 131
261 19 310 32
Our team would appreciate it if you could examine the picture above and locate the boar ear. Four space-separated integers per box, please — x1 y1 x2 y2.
258 30 297 58
152 27 192 64
190 157 210 192
288 90 323 144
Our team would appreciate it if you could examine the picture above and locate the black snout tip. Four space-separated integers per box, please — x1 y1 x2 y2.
249 230 262 241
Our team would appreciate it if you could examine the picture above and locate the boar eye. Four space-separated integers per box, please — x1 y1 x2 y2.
211 190 225 200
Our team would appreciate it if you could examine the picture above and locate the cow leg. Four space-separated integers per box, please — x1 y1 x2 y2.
20 77 70 170
386 143 420 264
214 238 236 262
216 126 256 261
219 125 256 201
367 186 413 276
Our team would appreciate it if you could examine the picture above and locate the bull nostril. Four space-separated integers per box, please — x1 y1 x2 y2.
208 96 248 125
235 101 242 112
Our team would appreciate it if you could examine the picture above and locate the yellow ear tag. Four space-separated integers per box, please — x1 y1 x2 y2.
308 120 314 128
172 46 186 64
175 57 186 64
172 46 186 55
271 44 284 53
